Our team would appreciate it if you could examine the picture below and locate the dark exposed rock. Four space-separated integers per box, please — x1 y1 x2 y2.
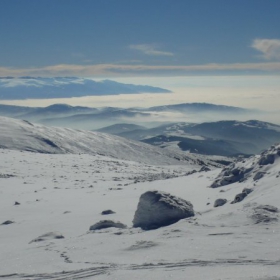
126 241 159 250
1 220 14 225
101 210 116 215
199 166 211 172
258 154 275 165
214 198 227 207
14 201 20 205
0 173 15 178
255 204 278 213
89 220 127 231
133 190 194 230
29 232 64 243
210 164 253 188
231 192 247 204
251 205 279 224
242 188 253 195
253 172 266 181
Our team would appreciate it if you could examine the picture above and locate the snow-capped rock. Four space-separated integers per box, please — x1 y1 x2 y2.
133 190 194 230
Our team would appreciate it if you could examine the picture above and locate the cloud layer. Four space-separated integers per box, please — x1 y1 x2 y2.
129 44 174 56
1 62 280 77
251 39 280 60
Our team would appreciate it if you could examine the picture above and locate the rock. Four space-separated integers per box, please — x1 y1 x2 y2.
89 220 127 231
101 210 116 215
231 192 247 204
133 190 194 230
210 165 253 188
253 172 266 181
29 232 64 243
258 154 275 165
1 220 14 225
14 201 20 205
242 188 253 195
126 241 158 250
199 166 211 172
214 198 227 207
251 205 279 224
255 204 278 213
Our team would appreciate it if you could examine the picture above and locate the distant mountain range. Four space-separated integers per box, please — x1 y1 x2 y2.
1 102 278 157
0 102 260 130
98 120 280 157
146 103 251 114
0 77 171 100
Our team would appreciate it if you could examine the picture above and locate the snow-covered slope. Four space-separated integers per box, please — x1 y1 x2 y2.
0 144 280 279
0 116 209 166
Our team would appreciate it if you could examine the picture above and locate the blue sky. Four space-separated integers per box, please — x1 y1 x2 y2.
1 0 280 77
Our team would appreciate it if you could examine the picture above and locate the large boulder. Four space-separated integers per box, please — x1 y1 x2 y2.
133 190 194 230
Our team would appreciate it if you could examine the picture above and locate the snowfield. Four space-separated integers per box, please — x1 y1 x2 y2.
0 117 280 279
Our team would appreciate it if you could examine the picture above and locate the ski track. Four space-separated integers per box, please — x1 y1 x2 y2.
1 259 280 280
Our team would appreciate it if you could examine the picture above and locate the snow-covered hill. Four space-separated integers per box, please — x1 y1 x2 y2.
0 116 211 166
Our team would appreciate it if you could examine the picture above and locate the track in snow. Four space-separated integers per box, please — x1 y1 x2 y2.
1 259 280 280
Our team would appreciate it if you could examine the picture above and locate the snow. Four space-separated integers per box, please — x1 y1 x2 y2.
0 116 208 166
0 118 280 279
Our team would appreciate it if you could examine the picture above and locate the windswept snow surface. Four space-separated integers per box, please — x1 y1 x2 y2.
0 116 208 166
0 143 280 279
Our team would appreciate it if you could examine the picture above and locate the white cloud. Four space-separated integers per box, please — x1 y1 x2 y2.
251 39 280 60
129 44 174 56
1 62 280 77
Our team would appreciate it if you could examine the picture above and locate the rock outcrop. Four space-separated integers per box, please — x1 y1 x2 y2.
210 165 252 188
211 143 280 188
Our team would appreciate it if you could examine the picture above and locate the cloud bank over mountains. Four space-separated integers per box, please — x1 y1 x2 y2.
0 77 171 100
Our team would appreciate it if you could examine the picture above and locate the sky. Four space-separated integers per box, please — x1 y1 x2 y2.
0 0 280 112
1 0 280 77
